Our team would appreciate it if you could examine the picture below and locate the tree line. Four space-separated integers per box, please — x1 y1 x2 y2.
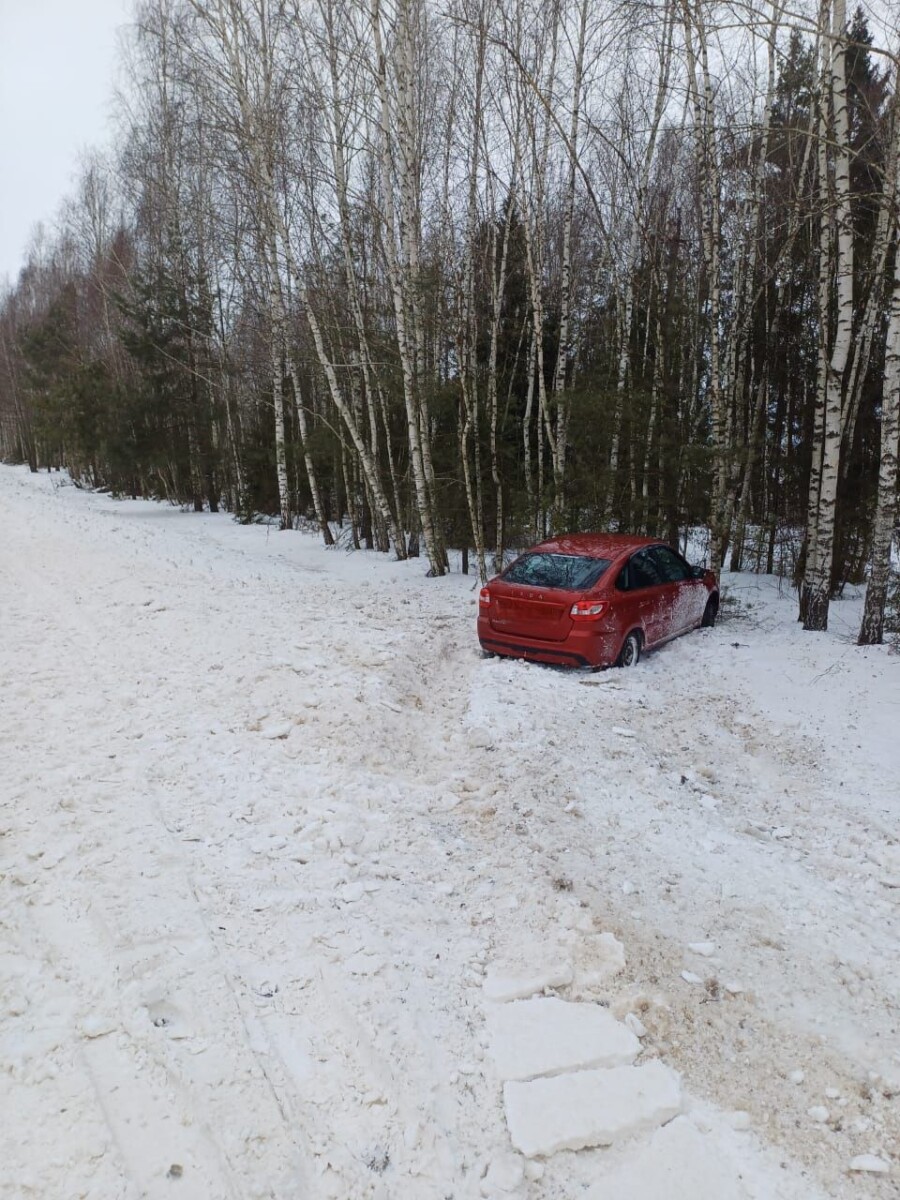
1 0 898 643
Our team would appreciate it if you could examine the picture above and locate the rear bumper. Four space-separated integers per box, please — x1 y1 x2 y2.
477 618 619 668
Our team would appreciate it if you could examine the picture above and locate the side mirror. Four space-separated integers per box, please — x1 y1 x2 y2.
691 565 706 579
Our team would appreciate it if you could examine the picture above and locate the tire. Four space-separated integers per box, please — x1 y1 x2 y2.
701 595 719 628
617 631 642 669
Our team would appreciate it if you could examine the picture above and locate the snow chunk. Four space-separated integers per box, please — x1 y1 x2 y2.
480 1153 525 1195
806 1106 829 1122
483 963 573 1003
259 721 293 740
339 881 366 903
487 997 639 1082
624 1012 647 1038
503 1060 681 1158
687 941 716 958
580 932 627 986
80 1015 116 1039
6 992 29 1017
596 931 626 975
848 1155 890 1174
680 971 703 985
469 727 495 749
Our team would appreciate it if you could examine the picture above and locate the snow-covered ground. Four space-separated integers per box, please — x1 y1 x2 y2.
1 464 898 1200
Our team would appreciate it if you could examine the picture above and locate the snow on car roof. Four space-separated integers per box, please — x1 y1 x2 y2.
529 532 660 557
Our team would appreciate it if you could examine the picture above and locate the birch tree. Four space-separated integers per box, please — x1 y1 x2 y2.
370 0 447 574
803 0 853 631
680 0 727 570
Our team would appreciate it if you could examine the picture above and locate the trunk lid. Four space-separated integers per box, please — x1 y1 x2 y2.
488 583 577 642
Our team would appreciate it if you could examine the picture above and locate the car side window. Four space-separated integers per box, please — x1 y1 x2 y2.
651 546 690 583
615 563 631 591
629 550 664 588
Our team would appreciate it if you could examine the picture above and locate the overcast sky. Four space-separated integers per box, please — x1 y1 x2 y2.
0 0 131 286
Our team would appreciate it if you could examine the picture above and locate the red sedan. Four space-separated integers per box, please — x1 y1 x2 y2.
477 534 718 669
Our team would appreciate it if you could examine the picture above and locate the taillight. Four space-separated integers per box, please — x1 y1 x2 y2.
570 601 607 620
479 587 491 607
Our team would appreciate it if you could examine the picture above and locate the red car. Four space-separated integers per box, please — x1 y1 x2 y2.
477 534 718 669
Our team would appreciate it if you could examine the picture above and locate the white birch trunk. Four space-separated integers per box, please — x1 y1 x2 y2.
319 0 399 547
285 350 333 544
841 102 900 468
804 0 852 631
551 0 588 519
688 3 725 570
522 322 537 530
370 0 444 575
607 0 673 511
488 191 516 574
270 330 292 531
802 50 831 613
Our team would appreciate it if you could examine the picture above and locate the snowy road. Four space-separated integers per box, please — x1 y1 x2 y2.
1 466 897 1199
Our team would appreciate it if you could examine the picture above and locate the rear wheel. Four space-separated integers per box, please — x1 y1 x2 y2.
617 631 642 668
701 595 719 628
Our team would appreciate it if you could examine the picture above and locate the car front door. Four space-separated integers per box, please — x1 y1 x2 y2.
627 548 670 645
651 545 706 633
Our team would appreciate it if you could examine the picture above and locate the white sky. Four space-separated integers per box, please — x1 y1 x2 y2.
0 0 131 287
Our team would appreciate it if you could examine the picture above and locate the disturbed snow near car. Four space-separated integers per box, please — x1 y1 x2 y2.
1 465 898 1200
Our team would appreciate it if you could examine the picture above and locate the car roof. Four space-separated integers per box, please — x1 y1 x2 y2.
527 533 660 558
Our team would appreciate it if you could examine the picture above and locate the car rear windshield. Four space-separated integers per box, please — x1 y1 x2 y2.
502 553 611 591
